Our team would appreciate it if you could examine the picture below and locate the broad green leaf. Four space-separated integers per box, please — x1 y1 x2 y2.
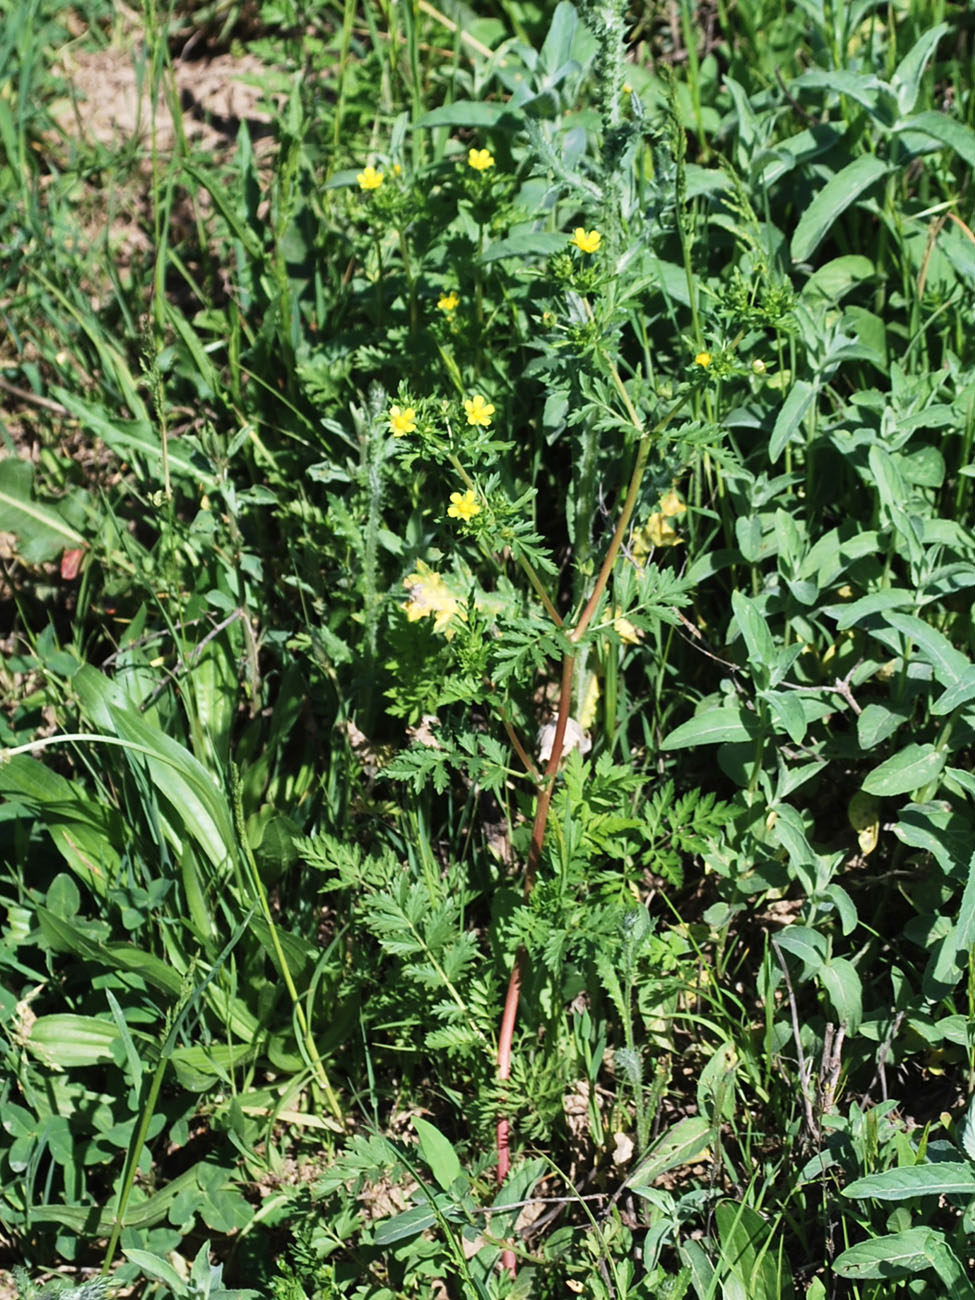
661 707 759 749
857 702 908 750
53 389 216 487
959 1094 975 1163
883 611 970 688
831 588 914 628
481 232 569 263
36 906 182 995
0 457 87 562
757 123 843 188
414 1117 463 1191
764 689 807 744
800 254 875 304
869 444 908 512
374 1202 440 1245
714 1200 796 1300
107 704 237 880
416 100 515 129
123 1249 186 1291
679 1238 715 1296
22 1014 120 1069
775 926 827 976
794 68 883 112
932 665 975 716
791 154 890 262
862 744 945 797
890 24 949 115
897 110 975 170
731 590 775 668
819 957 862 1031
834 1227 948 1279
844 1162 975 1200
627 1116 711 1189
825 883 858 935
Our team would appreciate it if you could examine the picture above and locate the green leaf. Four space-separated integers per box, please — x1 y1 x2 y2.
373 1202 440 1245
800 254 875 304
627 1116 712 1189
714 1200 796 1300
107 704 237 881
862 744 945 797
775 926 827 977
661 707 759 749
413 1117 463 1191
831 588 914 628
897 110 975 170
883 611 970 688
22 1014 120 1069
890 24 950 115
834 1228 949 1279
857 702 909 750
0 458 87 562
416 100 515 129
932 665 975 716
819 957 862 1032
36 906 182 995
731 591 775 675
791 154 890 263
764 689 807 744
844 1162 975 1200
123 1249 187 1291
769 378 816 463
481 232 568 263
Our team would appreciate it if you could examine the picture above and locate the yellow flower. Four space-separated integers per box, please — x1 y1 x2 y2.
437 290 460 314
569 227 602 254
658 489 686 518
403 561 463 637
388 404 417 437
357 165 384 191
447 489 481 521
694 350 712 368
467 147 495 171
463 394 495 428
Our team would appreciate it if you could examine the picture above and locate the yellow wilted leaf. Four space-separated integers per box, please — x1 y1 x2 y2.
848 791 880 855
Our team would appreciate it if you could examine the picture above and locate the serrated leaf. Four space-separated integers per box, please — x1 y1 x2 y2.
791 155 890 263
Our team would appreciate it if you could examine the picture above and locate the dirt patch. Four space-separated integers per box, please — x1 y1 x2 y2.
50 43 275 157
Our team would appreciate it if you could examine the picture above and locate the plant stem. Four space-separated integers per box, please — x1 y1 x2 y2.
494 357 690 1272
